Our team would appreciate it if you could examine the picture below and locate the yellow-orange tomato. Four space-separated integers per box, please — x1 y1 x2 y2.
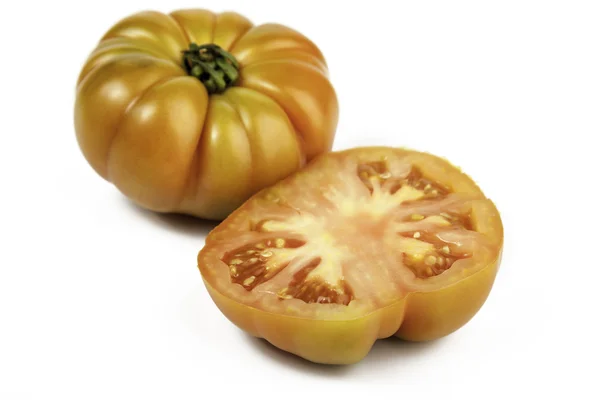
197 147 504 364
74 9 338 219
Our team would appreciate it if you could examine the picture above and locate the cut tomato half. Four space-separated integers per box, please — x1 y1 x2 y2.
197 147 503 364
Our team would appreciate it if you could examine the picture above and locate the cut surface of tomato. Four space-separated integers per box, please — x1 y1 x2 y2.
197 147 503 364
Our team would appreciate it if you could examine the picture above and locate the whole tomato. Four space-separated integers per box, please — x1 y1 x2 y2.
75 9 338 219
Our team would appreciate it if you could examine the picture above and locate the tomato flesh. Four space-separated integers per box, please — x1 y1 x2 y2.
198 147 503 364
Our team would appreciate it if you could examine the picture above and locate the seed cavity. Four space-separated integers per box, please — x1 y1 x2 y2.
277 259 354 305
401 231 465 279
356 164 449 201
436 211 473 230
221 237 306 291
356 161 391 193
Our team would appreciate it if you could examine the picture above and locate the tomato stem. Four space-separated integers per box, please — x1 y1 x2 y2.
182 43 240 94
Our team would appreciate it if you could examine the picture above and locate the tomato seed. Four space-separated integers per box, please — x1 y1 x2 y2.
243 276 256 286
425 255 437 266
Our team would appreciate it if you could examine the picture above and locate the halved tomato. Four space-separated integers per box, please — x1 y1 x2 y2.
197 147 504 364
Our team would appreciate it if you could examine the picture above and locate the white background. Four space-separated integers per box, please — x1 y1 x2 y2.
1 0 598 398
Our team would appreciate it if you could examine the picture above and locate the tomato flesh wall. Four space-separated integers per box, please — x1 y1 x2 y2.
198 147 503 362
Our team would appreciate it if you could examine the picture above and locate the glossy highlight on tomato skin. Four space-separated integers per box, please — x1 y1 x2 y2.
197 147 504 364
74 9 338 220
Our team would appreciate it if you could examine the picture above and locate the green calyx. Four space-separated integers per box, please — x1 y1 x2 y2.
182 43 240 94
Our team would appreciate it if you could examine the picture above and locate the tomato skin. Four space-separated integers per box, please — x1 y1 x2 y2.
203 279 408 364
197 147 504 364
74 10 338 220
